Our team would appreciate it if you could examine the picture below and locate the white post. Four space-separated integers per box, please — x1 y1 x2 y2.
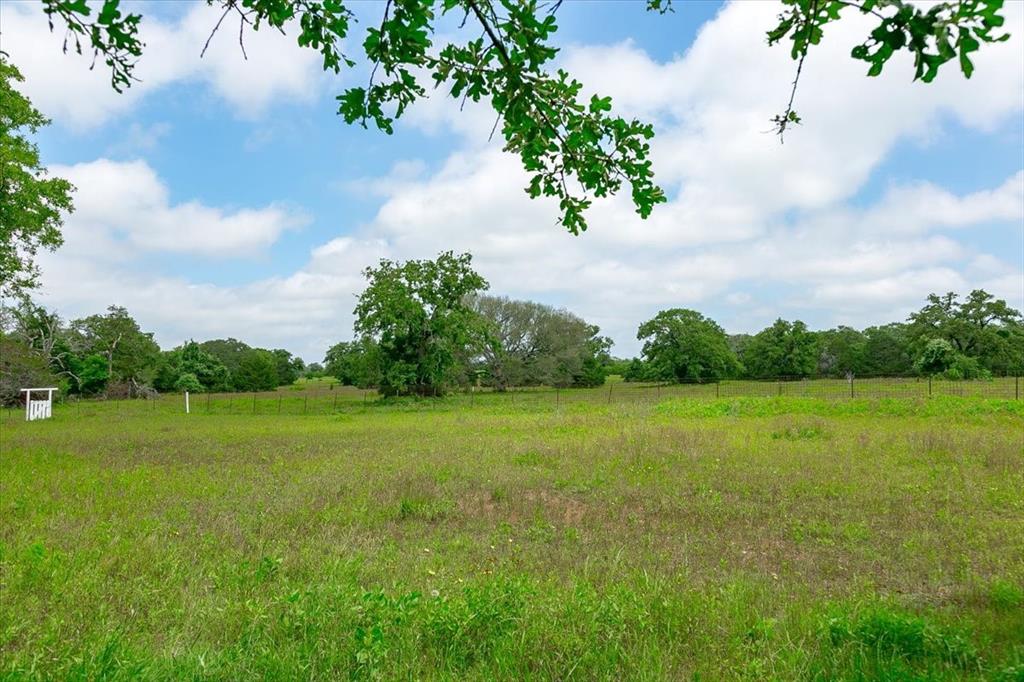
25 390 31 422
185 391 190 414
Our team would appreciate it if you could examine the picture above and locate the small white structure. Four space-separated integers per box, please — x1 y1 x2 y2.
21 387 58 422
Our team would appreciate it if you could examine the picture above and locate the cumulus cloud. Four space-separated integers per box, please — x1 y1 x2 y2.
25 0 1024 360
0 1 326 130
53 159 306 257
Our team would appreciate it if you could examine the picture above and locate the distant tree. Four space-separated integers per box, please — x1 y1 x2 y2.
987 321 1024 375
817 326 867 376
908 290 1022 372
69 306 159 390
604 357 633 379
173 372 204 393
861 323 914 376
913 337 991 380
913 338 959 377
271 348 303 386
6 299 80 385
154 341 231 393
573 333 611 388
623 358 652 383
727 333 753 360
304 362 325 377
232 349 280 392
69 353 110 395
741 319 818 378
198 338 252 379
0 58 74 298
469 295 608 389
324 339 382 388
355 252 490 396
636 308 740 382
0 336 59 405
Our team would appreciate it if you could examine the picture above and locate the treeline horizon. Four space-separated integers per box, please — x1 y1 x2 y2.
3 281 1020 405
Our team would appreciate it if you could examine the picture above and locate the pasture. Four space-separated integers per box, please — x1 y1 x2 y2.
1 393 1022 679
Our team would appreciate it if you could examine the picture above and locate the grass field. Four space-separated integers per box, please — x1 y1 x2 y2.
1 395 1022 679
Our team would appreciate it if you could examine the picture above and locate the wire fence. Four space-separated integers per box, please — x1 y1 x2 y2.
1 375 1020 426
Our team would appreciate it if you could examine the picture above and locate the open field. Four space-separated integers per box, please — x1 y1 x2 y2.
1 396 1022 679
3 375 1020 425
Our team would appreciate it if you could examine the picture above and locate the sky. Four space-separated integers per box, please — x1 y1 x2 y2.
3 0 1022 362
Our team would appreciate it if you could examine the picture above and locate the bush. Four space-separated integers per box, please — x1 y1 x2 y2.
173 372 204 393
0 338 59 406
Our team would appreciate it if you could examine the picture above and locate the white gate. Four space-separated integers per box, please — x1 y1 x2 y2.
21 388 58 421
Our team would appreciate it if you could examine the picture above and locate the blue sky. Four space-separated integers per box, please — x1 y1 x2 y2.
3 0 1022 361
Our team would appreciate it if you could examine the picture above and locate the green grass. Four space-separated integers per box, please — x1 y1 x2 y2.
1 396 1022 679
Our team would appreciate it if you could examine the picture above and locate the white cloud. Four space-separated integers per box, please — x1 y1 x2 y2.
25 1 1024 360
0 1 326 129
53 159 306 257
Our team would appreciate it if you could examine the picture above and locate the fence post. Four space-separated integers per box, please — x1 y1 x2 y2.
777 381 782 396
1016 375 1020 400
608 383 612 404
303 395 308 414
278 395 282 414
470 387 474 407
850 375 854 399
556 386 560 406
185 391 190 414
715 382 720 399
252 393 257 414
928 376 932 397
333 394 338 411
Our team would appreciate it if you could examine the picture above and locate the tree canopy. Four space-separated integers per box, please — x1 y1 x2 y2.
30 0 1011 234
354 251 491 396
635 308 740 382
469 294 609 390
739 319 819 379
0 58 73 298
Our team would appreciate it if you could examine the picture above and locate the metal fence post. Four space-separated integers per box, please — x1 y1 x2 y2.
850 376 854 399
303 395 308 414
1016 375 1020 400
607 383 612 404
556 386 560 406
928 376 932 397
278 395 283 414
777 381 782 396
715 382 720 399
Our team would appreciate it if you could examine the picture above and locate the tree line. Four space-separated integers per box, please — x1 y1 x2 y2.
319 253 1022 393
0 302 304 405
616 288 1023 384
2 252 1021 405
